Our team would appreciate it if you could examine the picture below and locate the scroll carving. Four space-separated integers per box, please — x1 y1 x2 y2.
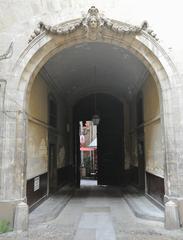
28 6 158 43
0 42 13 61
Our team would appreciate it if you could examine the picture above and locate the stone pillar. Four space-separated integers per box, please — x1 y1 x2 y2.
178 199 183 226
162 85 183 229
0 88 27 231
14 202 29 232
0 80 6 191
165 201 180 229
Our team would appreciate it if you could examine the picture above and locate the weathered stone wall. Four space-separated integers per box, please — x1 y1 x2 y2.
1 0 183 81
0 0 183 230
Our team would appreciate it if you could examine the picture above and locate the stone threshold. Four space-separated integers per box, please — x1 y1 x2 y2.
122 186 164 222
29 184 75 226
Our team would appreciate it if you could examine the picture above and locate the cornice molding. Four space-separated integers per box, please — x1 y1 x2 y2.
28 6 158 43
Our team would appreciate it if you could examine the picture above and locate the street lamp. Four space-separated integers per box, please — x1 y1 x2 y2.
92 113 100 126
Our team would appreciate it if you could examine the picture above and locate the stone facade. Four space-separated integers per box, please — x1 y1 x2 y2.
0 1 183 231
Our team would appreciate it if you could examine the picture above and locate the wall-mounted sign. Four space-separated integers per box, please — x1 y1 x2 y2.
34 176 40 192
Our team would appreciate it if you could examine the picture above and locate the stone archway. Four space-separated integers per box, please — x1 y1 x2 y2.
3 6 183 230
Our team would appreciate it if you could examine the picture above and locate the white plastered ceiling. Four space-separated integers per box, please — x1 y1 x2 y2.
42 42 149 103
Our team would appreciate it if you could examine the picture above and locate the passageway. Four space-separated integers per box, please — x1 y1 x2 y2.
26 41 165 220
1 5 183 232
2 180 181 240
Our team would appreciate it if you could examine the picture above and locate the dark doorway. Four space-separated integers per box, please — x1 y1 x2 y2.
48 143 57 193
74 93 124 186
136 95 145 190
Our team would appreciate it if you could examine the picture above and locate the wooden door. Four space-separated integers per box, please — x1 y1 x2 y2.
97 95 124 185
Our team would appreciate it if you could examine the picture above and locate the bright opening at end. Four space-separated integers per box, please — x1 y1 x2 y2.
79 121 98 187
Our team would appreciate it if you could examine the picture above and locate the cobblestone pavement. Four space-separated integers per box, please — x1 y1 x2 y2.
1 183 183 240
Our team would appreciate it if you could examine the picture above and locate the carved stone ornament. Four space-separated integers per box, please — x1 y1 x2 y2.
0 42 13 61
28 6 158 43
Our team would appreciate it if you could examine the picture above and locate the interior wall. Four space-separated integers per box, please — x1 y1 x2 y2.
143 74 164 178
128 96 139 186
129 73 164 175
26 73 71 207
27 75 48 179
143 74 164 203
123 102 131 170
27 121 48 179
129 73 164 203
129 98 138 168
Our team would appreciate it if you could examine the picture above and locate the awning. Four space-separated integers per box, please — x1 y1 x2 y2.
80 147 97 151
88 138 97 147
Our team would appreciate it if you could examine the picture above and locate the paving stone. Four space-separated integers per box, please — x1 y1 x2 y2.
1 181 183 240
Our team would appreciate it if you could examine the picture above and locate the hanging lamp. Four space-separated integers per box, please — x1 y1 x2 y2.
92 66 100 126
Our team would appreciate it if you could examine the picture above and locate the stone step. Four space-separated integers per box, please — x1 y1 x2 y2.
29 185 75 226
122 188 164 222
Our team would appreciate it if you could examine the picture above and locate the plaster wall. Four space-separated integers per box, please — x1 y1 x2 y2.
27 121 48 180
129 98 138 167
143 75 164 177
143 75 160 122
28 75 48 123
56 95 69 169
129 74 164 178
56 97 70 170
130 132 138 168
27 73 69 180
27 75 48 179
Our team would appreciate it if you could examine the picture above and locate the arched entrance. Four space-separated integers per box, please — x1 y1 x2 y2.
2 6 182 230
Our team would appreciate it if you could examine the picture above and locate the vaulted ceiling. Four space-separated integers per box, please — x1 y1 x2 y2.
41 42 149 103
